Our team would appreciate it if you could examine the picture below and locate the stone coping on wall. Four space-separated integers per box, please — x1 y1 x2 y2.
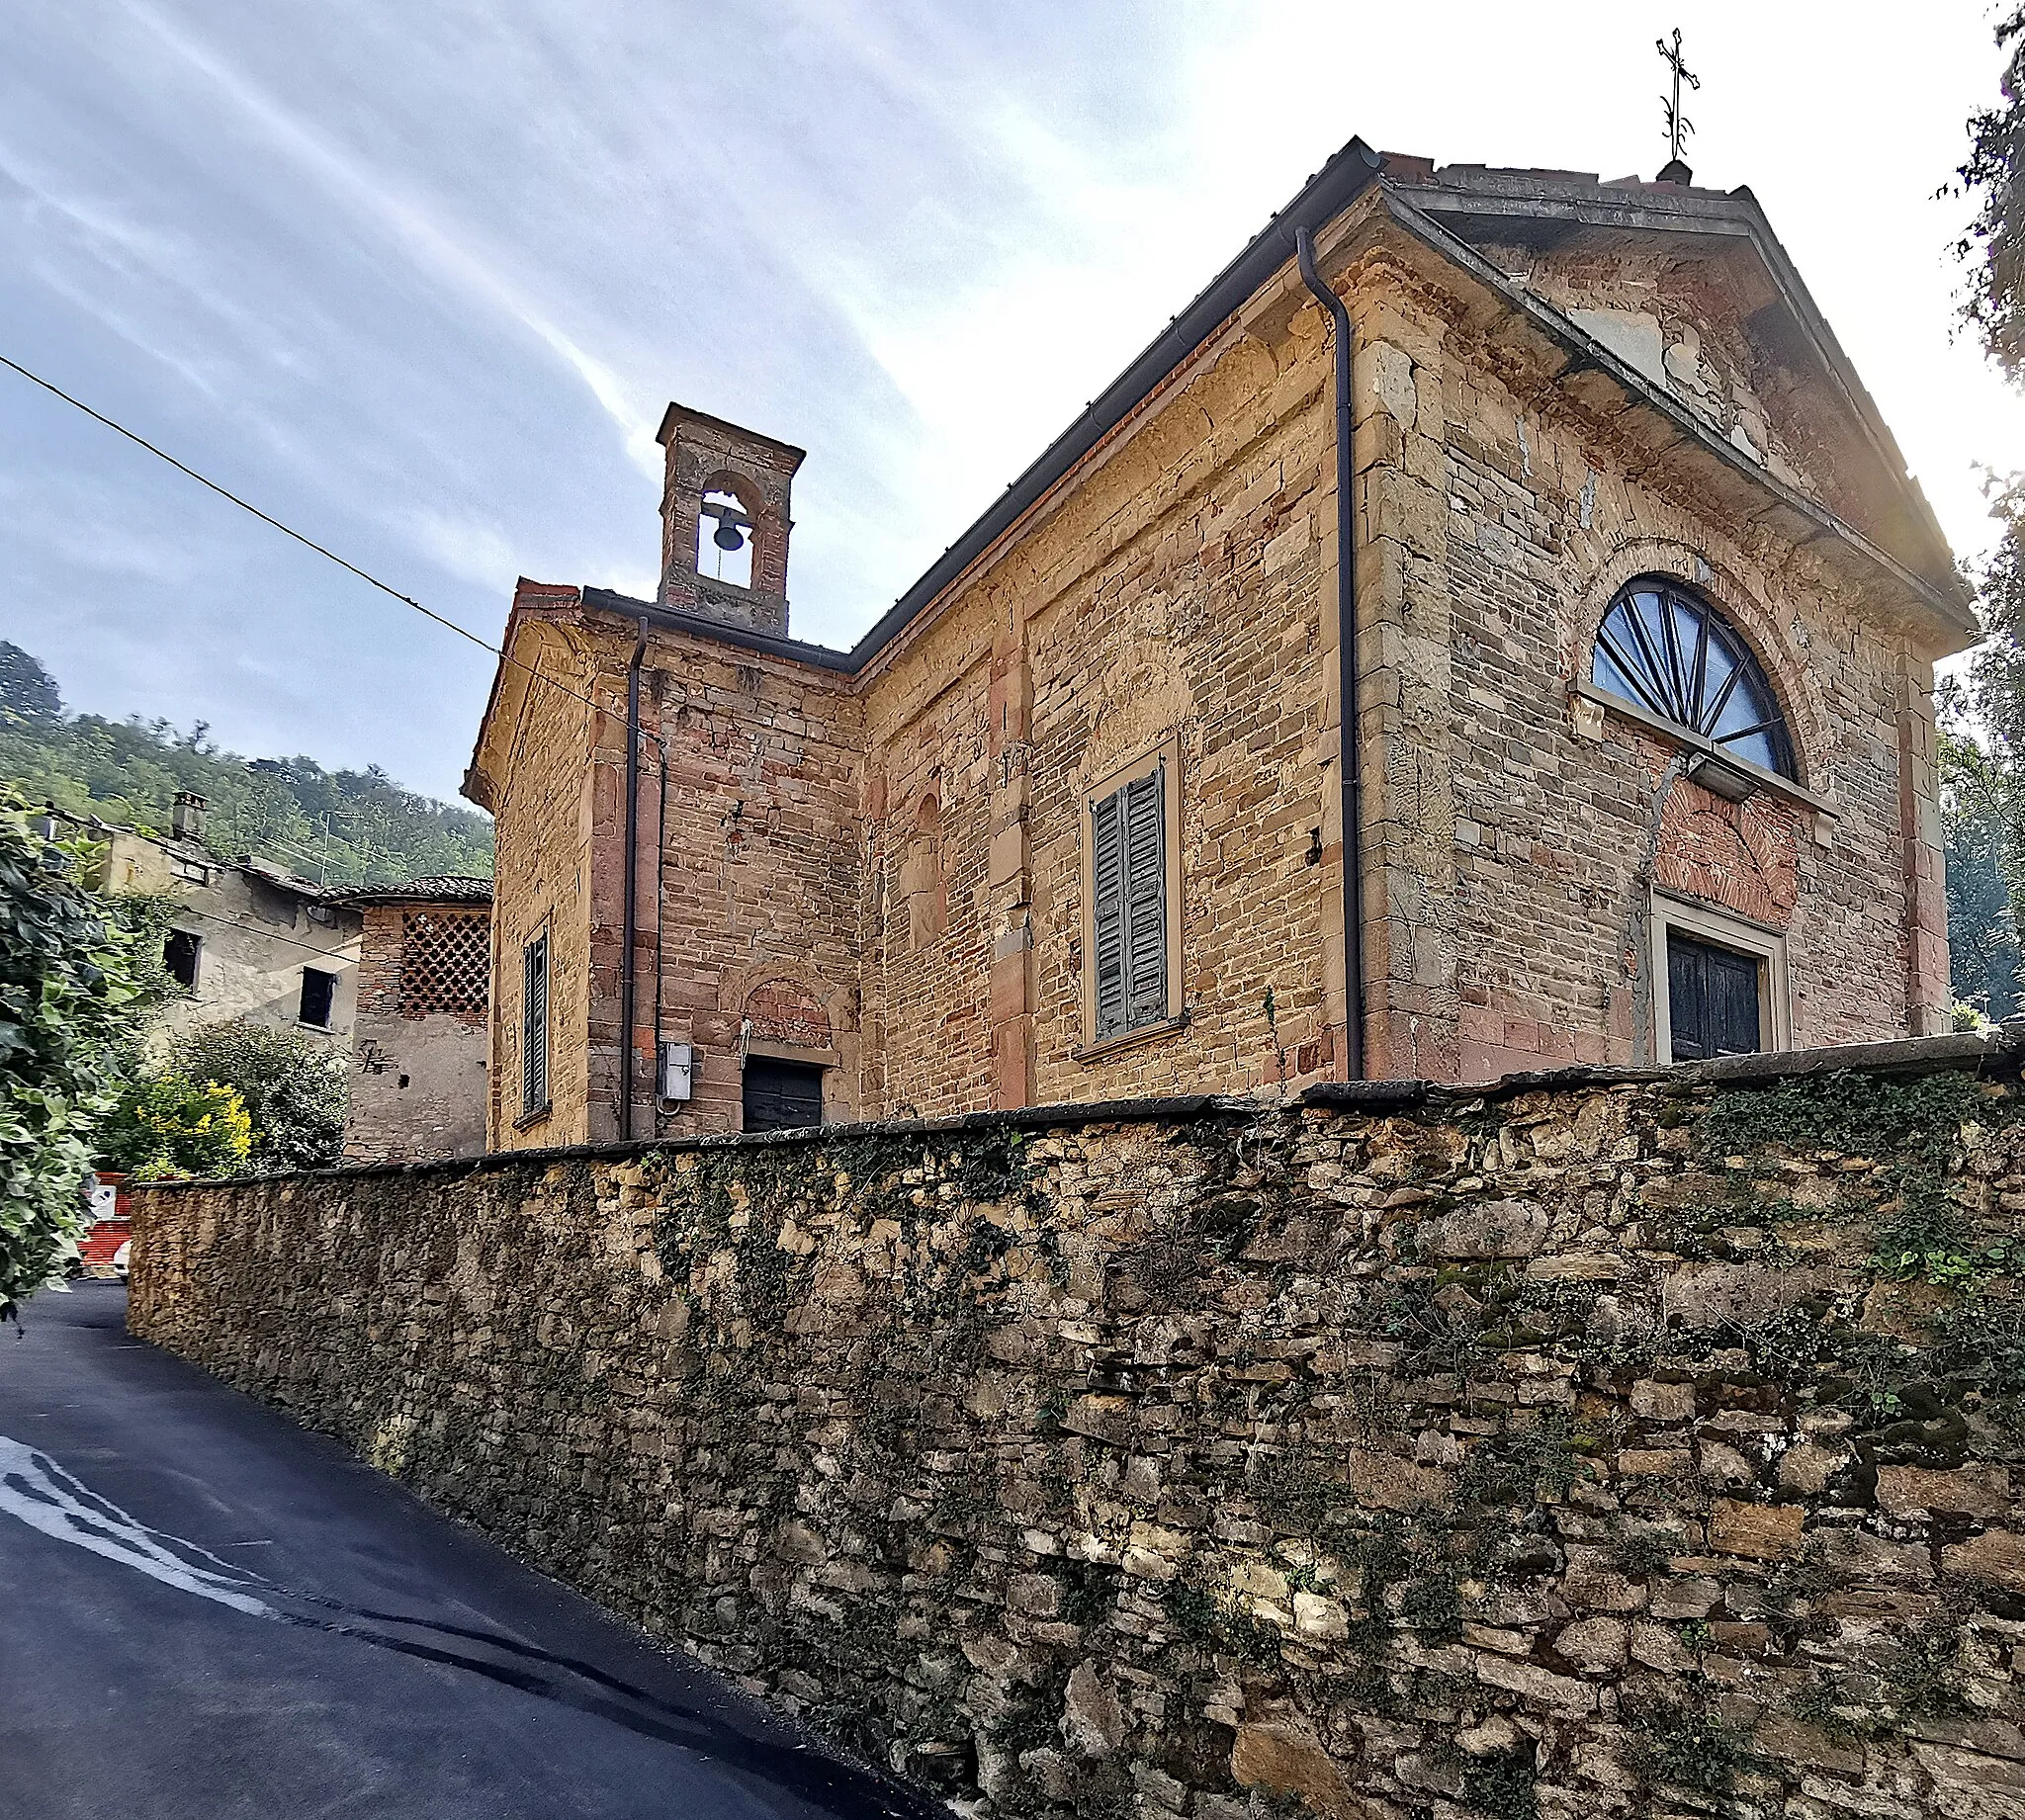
126 1024 2022 1195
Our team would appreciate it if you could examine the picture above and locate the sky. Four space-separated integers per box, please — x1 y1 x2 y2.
3 1 2022 805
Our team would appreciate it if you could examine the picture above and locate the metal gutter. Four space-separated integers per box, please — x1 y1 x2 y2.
1294 225 1366 1082
619 620 647 1140
581 589 858 673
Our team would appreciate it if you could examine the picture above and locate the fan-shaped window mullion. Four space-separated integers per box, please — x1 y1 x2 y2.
1686 598 1711 720
1597 626 1668 719
1617 604 1680 723
1588 576 1796 780
1699 658 1747 738
1658 597 1692 724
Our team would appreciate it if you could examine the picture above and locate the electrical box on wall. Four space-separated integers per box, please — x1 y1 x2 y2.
658 1041 694 1102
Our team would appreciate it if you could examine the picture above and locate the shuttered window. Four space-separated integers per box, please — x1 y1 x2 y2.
521 933 550 1117
1091 761 1169 1041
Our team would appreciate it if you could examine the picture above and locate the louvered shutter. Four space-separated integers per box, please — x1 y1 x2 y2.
1091 791 1127 1038
1122 767 1167 1027
522 934 549 1114
1091 762 1169 1041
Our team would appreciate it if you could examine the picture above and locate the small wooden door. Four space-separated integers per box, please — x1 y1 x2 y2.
1666 930 1762 1061
742 1057 825 1132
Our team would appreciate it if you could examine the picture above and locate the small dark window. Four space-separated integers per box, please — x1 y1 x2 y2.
164 929 201 992
521 934 550 1118
1091 762 1168 1042
1666 931 1762 1061
299 967 337 1028
743 1057 823 1133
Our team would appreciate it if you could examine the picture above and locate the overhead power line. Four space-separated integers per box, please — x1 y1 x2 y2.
0 351 658 752
152 898 366 963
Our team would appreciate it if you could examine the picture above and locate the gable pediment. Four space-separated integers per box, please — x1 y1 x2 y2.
1382 164 1959 602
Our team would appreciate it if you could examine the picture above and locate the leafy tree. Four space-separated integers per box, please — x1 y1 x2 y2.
166 1020 348 1172
0 644 61 727
0 790 153 1318
1947 17 2025 1004
98 1075 252 1182
1939 688 2021 1018
1959 9 2025 381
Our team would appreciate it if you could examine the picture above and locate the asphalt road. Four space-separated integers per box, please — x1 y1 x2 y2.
0 1282 935 1820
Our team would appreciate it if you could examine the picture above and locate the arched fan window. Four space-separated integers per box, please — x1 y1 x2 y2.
1590 576 1796 778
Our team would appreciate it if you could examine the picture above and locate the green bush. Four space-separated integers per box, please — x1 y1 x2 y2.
0 790 153 1316
99 1073 252 1180
167 1019 348 1171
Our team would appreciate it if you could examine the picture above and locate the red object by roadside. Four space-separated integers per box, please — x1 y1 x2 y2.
78 1172 131 1276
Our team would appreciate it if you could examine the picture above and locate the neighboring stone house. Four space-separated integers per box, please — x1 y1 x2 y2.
65 795 362 1049
336 876 491 1164
465 142 1976 1147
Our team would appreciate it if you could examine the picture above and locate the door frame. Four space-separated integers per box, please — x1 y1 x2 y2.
1649 888 1791 1064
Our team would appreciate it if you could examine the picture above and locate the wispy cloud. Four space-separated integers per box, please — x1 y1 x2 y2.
128 2 665 477
1 0 2021 800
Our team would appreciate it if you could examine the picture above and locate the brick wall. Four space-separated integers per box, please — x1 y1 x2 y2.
483 605 598 1146
642 627 863 1133
1417 271 1947 1081
475 196 1961 1137
131 1033 2025 1819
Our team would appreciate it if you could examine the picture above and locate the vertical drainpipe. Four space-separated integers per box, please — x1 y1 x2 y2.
1294 225 1366 1081
620 619 647 1139
653 733 667 1134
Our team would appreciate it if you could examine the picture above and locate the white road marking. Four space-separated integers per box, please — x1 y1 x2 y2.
0 1434 280 1619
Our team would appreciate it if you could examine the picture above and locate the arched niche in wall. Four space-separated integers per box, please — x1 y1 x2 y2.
899 792 945 947
743 977 833 1049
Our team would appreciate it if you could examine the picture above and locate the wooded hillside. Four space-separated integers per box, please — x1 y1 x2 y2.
0 643 491 888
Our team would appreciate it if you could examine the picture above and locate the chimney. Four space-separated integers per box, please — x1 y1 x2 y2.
656 402 806 638
171 792 208 842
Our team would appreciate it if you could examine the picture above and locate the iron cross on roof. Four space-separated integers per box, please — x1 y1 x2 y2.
1656 27 1701 182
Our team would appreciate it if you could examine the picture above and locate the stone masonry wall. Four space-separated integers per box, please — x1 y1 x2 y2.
1433 315 1936 1079
1341 246 1950 1087
641 623 864 1134
476 198 1956 1135
133 1036 2025 1820
856 300 1341 1120
345 903 489 1165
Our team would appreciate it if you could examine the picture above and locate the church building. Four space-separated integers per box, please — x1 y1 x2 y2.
463 140 1975 1147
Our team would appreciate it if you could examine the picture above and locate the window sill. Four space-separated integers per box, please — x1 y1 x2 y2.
1073 1011 1189 1064
512 1103 552 1132
1569 680 1840 818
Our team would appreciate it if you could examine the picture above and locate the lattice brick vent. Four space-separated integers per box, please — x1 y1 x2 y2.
397 910 489 1020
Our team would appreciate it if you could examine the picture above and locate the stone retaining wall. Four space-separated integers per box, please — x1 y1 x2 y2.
131 1038 2025 1819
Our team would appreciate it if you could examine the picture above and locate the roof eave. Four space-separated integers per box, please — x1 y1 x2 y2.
1388 175 1964 596
579 589 858 673
838 136 1388 669
462 581 584 813
1379 189 1978 645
